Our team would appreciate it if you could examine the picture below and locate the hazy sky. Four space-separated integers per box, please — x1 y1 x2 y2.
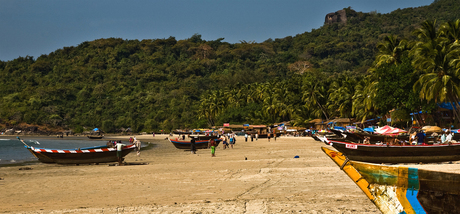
0 0 434 61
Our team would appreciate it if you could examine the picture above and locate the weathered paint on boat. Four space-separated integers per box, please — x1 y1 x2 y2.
322 147 460 214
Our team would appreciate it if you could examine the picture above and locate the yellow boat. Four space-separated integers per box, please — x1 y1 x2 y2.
322 147 460 214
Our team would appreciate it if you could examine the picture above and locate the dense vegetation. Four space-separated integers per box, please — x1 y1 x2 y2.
1 0 460 133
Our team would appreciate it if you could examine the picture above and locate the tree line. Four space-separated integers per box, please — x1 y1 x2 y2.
0 0 459 132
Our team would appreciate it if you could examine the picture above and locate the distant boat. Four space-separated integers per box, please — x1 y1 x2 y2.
322 146 460 214
169 138 221 149
186 135 221 141
87 135 104 139
257 133 281 138
325 138 460 163
25 144 136 164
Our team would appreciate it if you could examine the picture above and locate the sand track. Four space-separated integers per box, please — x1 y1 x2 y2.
1 135 388 213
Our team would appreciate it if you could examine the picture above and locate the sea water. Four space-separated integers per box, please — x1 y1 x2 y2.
0 136 125 166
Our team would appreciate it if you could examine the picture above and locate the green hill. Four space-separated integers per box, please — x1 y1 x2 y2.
1 0 459 133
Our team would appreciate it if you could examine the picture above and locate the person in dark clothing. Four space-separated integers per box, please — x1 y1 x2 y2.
190 137 196 154
416 130 426 145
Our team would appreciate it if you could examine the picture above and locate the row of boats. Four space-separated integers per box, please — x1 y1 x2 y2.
20 129 460 213
22 135 221 164
315 128 460 164
316 128 460 213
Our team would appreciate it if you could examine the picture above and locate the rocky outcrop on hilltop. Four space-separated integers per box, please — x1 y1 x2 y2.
325 9 347 25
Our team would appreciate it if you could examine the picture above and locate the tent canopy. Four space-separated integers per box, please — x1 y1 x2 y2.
363 127 374 132
375 125 407 135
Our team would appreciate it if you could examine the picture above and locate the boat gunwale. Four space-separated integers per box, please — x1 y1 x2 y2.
328 139 460 148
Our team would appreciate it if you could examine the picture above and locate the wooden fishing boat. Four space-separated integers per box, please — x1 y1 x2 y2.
257 133 281 138
329 129 410 144
25 144 136 164
322 147 460 214
169 138 221 149
188 135 220 141
326 138 460 163
87 135 104 139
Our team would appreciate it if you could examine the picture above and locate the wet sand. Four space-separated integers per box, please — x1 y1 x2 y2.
4 134 451 213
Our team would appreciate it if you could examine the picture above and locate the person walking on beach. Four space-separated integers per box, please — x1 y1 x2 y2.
256 133 258 141
245 133 248 142
229 135 235 149
190 137 196 154
268 133 271 142
222 135 229 149
210 139 216 157
133 138 141 156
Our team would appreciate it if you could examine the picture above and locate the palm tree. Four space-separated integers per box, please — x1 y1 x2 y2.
198 90 225 127
302 79 329 121
352 78 379 123
375 35 408 67
411 20 460 123
327 76 356 119
440 20 460 44
413 20 438 42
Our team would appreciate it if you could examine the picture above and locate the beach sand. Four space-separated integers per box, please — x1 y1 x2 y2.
2 135 458 213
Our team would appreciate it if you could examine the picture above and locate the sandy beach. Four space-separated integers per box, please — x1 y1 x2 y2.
2 135 459 213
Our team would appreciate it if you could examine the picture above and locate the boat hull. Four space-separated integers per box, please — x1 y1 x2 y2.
87 136 104 139
322 147 460 214
169 138 221 149
329 140 460 163
257 133 281 138
26 145 136 164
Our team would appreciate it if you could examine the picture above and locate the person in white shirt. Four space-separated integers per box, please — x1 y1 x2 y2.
441 132 447 144
116 141 126 165
446 131 453 144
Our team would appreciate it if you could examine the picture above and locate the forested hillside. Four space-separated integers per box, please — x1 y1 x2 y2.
1 0 459 133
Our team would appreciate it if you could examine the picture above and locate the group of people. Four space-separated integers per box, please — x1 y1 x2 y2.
106 136 141 166
359 129 457 146
189 133 239 157
244 133 259 142
222 134 237 150
439 131 455 144
409 130 426 145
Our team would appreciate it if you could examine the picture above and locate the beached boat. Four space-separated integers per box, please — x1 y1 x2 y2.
329 129 410 144
322 147 460 214
169 138 221 149
257 133 281 138
25 144 136 164
325 138 460 163
87 135 104 139
188 135 220 141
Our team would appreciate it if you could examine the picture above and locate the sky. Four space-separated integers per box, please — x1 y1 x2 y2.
0 0 434 61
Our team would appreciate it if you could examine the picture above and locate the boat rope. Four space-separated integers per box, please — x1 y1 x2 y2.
340 157 349 170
